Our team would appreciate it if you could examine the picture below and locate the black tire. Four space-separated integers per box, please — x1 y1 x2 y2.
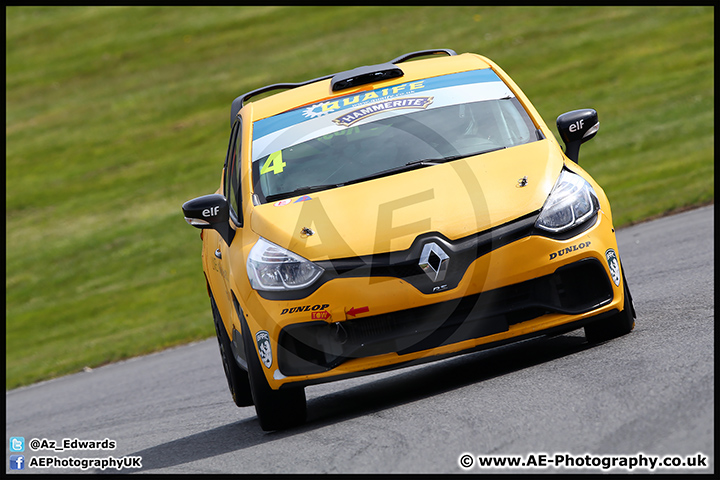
211 296 253 407
585 270 636 344
241 318 306 431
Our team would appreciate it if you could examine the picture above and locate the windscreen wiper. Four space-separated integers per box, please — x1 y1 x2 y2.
265 183 342 203
264 147 507 203
346 147 507 186
263 162 435 202
404 154 465 167
263 162 432 202
343 159 443 186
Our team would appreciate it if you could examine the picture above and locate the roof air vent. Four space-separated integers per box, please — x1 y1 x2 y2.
330 63 404 92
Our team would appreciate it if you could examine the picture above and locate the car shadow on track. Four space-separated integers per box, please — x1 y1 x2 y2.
303 331 595 428
116 332 596 473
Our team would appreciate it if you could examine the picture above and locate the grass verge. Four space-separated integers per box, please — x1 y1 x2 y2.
6 6 713 389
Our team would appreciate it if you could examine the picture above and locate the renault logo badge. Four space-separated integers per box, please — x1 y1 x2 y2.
419 242 449 282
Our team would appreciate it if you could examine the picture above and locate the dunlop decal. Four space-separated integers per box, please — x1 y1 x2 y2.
281 304 330 315
549 241 591 260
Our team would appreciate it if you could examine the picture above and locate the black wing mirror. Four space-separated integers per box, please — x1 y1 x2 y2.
556 109 599 163
182 194 234 245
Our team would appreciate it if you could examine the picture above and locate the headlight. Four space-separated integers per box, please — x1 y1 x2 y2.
247 237 324 291
535 170 600 233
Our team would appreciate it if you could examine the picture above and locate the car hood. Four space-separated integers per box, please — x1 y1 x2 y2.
250 140 563 261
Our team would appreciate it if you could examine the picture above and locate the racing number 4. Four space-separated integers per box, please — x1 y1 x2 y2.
260 151 286 175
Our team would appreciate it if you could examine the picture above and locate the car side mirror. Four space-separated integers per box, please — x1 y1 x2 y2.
182 194 234 245
556 109 599 163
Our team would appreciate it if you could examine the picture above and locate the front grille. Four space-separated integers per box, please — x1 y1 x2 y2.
277 258 613 376
257 212 539 300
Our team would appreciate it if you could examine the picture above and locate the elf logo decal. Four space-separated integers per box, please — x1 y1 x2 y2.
255 330 272 369
569 119 584 133
281 304 330 315
202 205 220 217
605 248 621 286
549 241 591 260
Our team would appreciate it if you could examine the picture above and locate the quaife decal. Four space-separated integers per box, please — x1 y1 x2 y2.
333 97 433 127
281 304 330 315
302 81 427 119
549 241 591 260
255 330 273 368
605 248 621 286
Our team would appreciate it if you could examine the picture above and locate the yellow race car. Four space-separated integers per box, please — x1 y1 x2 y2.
182 49 635 431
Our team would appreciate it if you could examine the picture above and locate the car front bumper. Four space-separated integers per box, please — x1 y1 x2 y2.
241 210 626 389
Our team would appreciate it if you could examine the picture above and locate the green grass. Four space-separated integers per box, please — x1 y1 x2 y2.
6 6 713 389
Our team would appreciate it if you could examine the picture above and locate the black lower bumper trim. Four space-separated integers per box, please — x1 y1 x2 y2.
278 308 619 390
277 258 613 377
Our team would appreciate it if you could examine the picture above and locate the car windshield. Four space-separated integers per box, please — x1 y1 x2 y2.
251 69 540 203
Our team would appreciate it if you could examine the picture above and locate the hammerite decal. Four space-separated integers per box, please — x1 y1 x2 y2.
255 330 272 369
605 248 621 286
549 241 591 260
333 97 433 127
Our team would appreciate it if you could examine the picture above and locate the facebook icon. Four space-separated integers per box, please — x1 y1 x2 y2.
10 455 25 470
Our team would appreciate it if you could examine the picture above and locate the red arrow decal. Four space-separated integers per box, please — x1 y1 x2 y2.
347 306 369 317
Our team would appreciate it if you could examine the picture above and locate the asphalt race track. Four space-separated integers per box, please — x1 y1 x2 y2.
6 205 714 474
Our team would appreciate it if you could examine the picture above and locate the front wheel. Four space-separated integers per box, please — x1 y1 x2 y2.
241 319 306 431
211 296 253 407
585 269 636 344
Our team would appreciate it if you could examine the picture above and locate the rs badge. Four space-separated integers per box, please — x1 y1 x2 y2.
605 249 621 287
255 330 273 368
